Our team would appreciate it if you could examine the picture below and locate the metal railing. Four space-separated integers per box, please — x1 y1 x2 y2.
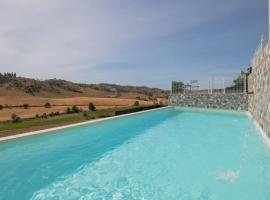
171 77 247 95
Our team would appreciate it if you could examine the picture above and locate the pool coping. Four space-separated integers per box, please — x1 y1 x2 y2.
173 106 247 115
1 106 270 150
0 106 171 142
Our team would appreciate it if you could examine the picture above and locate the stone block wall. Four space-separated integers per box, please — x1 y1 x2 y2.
170 93 247 111
248 42 270 136
169 41 270 137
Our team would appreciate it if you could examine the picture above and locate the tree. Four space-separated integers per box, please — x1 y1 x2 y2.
66 107 72 114
0 72 16 84
44 102 51 108
233 71 246 86
133 101 140 106
11 113 21 123
88 102 96 111
23 104 29 109
71 105 80 113
172 81 184 94
83 111 91 120
41 113 47 118
0 105 3 110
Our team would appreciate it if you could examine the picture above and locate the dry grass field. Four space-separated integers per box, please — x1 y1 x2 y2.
0 96 154 121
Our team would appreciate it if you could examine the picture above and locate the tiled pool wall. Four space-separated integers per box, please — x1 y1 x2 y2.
170 93 247 111
248 41 270 137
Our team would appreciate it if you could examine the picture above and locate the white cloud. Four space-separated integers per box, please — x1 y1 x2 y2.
0 0 259 82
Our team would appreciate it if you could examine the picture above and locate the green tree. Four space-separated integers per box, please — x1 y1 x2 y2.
172 81 184 94
88 102 96 111
83 111 91 120
133 101 140 106
233 71 246 86
66 107 72 113
71 105 80 113
44 102 51 108
23 104 29 109
11 113 21 123
41 113 47 118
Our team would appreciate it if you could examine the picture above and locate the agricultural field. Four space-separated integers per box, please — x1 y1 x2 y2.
0 96 154 121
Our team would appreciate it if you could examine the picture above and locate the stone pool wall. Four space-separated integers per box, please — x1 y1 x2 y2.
248 41 270 136
169 93 247 111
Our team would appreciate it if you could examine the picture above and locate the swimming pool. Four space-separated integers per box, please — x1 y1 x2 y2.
0 107 270 200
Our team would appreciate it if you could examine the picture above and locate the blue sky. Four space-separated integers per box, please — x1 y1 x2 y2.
0 0 267 89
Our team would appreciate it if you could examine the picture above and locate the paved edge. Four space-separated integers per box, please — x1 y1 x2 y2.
2 106 269 151
0 106 170 142
174 106 247 114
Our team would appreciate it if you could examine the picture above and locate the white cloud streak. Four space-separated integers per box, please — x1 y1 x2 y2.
0 0 259 83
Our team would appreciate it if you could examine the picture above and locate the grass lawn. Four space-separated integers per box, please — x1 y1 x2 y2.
0 105 162 138
0 109 116 138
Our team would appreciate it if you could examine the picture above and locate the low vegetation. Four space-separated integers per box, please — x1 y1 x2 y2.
22 104 29 109
0 72 169 99
0 105 162 137
66 105 82 114
0 72 17 84
44 102 51 108
133 101 140 106
88 102 96 111
11 113 21 123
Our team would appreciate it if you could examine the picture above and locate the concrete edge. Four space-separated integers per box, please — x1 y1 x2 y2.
172 106 247 114
245 111 270 149
2 106 269 151
0 106 171 142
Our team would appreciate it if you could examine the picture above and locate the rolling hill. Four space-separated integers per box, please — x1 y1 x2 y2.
0 73 169 100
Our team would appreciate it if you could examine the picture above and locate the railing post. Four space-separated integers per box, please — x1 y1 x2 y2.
244 75 247 94
208 80 211 94
171 81 173 95
223 78 226 94
210 79 213 94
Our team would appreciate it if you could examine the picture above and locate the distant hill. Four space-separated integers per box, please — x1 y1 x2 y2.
0 73 169 100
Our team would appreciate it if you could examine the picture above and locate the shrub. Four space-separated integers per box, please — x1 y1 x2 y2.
71 105 80 113
83 111 88 117
23 104 29 109
133 101 140 106
0 104 3 110
41 113 47 118
49 112 60 117
11 113 21 123
44 102 51 108
99 114 111 118
83 111 91 120
88 102 96 111
66 107 72 114
35 114 40 118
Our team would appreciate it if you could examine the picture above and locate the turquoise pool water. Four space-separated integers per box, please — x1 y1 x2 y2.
0 108 270 200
